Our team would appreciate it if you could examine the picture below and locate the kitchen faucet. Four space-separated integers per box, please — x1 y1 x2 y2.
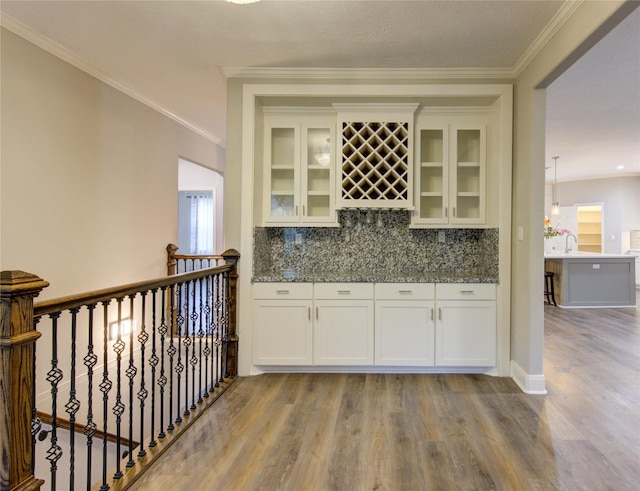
565 233 577 253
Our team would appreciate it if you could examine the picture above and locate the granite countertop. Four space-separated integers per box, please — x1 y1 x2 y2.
252 270 498 284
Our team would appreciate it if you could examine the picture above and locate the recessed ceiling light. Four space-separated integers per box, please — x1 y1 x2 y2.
616 165 625 170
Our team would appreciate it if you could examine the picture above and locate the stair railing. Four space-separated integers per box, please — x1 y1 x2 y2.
0 248 239 491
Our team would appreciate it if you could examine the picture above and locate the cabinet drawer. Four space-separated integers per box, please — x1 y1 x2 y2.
375 283 435 300
436 283 496 300
253 282 313 300
314 283 374 300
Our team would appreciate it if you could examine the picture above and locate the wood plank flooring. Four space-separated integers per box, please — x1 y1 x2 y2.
129 295 640 491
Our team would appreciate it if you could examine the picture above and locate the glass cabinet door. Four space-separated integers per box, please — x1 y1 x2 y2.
417 128 448 223
268 127 297 218
303 126 333 220
452 126 485 222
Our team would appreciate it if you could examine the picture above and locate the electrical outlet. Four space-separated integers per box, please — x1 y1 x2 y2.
517 227 524 241
295 232 303 245
438 230 445 243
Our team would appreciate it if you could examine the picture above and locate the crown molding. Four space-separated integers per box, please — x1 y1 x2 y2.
1 14 224 147
222 66 516 80
512 0 584 77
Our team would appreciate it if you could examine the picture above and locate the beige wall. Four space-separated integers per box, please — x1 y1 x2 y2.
0 29 224 300
511 0 636 380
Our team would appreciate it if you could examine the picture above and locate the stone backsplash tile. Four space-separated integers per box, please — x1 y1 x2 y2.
253 210 498 281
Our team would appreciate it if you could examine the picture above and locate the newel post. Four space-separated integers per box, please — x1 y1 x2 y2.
221 249 240 378
166 243 179 276
0 271 49 491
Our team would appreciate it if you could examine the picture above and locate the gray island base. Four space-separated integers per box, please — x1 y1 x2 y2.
544 252 636 308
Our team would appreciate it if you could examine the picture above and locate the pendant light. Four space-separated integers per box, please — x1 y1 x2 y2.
551 156 560 215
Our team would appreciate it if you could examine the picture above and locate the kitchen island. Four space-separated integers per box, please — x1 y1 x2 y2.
544 251 637 307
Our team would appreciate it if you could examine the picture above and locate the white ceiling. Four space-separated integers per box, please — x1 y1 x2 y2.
1 1 638 182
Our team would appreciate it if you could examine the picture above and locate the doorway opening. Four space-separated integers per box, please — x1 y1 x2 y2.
576 204 603 253
178 158 224 255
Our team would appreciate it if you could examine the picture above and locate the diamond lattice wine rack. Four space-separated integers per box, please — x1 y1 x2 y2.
333 103 418 209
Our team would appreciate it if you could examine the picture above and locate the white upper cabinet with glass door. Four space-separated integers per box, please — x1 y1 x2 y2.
451 124 486 224
412 117 486 227
263 108 337 226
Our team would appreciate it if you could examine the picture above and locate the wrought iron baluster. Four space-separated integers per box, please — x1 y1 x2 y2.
189 279 198 410
167 284 176 431
84 304 98 491
182 281 192 416
125 295 137 469
203 275 212 396
31 317 43 477
148 288 159 447
112 298 125 480
214 274 222 387
157 287 168 439
99 301 112 491
223 270 231 381
137 291 149 458
46 312 63 491
66 307 82 491
175 283 184 424
197 277 205 404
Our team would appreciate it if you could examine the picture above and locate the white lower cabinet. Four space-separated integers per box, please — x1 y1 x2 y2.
252 282 496 369
253 283 313 365
374 283 435 366
314 283 374 365
435 284 496 366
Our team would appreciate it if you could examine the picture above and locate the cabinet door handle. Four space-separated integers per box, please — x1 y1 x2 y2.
308 307 311 320
337 290 351 295
438 307 442 320
460 290 475 295
275 289 290 295
398 290 413 295
302 205 306 216
444 207 448 218
453 207 456 218
316 307 319 320
295 205 298 216
431 308 434 321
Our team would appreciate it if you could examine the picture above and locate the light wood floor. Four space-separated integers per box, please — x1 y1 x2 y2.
129 295 640 491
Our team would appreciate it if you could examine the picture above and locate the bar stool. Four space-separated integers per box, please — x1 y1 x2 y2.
544 271 557 306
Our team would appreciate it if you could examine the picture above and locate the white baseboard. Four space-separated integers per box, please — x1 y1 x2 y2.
510 360 547 394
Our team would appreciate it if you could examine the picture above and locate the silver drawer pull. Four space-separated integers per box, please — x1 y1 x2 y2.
460 290 475 295
275 289 290 294
337 290 351 295
398 290 413 295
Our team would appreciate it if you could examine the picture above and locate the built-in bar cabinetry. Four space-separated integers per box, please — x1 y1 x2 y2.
333 103 419 210
253 282 496 369
252 283 313 365
434 284 496 366
263 108 337 226
314 283 374 365
374 283 436 366
413 116 487 227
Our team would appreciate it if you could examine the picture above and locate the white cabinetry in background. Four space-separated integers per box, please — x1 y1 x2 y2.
413 117 486 227
252 283 313 365
263 108 337 226
314 283 374 365
374 283 435 366
435 284 496 366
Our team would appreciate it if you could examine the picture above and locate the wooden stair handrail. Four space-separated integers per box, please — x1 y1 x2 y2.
34 264 232 318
